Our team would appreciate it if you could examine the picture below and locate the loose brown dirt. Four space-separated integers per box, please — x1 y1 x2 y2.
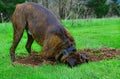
15 48 120 66
78 48 120 62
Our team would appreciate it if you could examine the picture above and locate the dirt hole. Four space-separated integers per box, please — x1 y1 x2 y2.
15 48 120 66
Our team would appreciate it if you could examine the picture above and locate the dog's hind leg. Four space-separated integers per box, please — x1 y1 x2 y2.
10 23 25 62
10 7 26 62
25 32 34 55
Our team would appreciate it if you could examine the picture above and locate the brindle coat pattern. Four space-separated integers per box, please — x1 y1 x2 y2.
10 2 87 67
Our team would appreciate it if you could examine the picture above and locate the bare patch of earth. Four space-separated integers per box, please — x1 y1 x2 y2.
15 48 120 66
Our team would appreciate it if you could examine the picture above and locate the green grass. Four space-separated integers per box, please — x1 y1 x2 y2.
62 18 120 49
0 18 120 79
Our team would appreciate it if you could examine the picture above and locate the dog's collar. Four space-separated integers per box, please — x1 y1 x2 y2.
57 46 76 61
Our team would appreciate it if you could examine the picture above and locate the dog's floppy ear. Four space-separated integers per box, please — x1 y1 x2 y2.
67 57 76 67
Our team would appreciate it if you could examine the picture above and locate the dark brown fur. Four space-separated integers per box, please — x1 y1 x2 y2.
10 2 87 67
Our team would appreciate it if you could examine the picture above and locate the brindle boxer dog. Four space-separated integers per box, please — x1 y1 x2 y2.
10 2 88 67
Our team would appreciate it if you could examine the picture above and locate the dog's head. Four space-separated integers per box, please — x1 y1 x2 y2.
65 53 88 67
58 46 88 67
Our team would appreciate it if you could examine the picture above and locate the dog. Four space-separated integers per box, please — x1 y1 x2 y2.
10 2 88 67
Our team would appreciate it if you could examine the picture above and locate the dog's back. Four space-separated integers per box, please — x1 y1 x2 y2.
12 2 70 45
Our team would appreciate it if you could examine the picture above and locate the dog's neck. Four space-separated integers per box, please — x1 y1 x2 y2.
57 46 76 62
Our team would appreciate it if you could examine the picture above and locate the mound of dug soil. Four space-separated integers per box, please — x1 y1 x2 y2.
16 51 56 66
78 48 120 62
15 48 120 66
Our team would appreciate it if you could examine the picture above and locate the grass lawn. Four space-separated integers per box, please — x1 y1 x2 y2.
0 18 120 79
